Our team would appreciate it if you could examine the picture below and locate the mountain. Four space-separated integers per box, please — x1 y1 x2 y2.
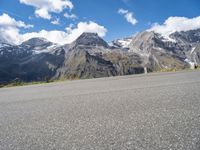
129 29 200 70
54 49 118 79
110 37 132 50
72 32 109 48
21 37 57 54
128 31 188 71
170 29 200 65
53 32 144 79
0 29 200 84
21 37 52 47
70 32 111 55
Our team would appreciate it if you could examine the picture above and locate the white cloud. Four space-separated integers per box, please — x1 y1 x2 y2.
22 30 68 44
0 13 33 28
118 8 138 26
19 0 73 20
35 7 51 19
118 9 128 14
51 18 60 25
0 14 107 45
149 16 200 36
0 13 33 44
64 12 77 19
22 21 107 44
64 21 107 43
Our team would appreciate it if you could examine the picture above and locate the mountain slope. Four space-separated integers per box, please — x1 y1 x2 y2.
128 31 192 70
1 29 200 84
54 48 117 79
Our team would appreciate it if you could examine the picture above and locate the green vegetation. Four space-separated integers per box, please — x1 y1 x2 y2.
159 68 180 72
0 77 79 88
196 65 200 70
0 80 54 88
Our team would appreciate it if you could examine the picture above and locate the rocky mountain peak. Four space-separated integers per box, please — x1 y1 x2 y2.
128 31 161 53
21 37 52 47
73 32 109 48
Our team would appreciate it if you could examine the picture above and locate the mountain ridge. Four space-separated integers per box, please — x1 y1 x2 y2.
0 29 200 84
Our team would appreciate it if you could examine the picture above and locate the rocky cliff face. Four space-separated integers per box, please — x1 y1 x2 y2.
127 30 200 70
1 29 200 84
52 33 144 80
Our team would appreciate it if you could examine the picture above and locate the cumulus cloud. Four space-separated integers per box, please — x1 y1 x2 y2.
0 14 107 45
0 13 33 28
63 21 107 43
0 13 33 44
35 8 51 19
19 0 73 20
64 12 77 20
149 16 200 36
118 8 138 26
23 21 107 44
22 30 68 44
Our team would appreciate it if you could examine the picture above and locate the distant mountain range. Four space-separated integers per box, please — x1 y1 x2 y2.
1 29 200 84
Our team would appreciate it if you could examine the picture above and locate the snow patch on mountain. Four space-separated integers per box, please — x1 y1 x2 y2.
190 47 196 54
111 37 132 49
33 44 58 54
161 35 176 43
117 39 132 48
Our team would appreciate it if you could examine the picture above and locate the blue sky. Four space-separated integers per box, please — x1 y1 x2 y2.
0 0 200 44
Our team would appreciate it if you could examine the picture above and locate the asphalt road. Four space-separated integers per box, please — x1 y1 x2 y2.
1 71 200 150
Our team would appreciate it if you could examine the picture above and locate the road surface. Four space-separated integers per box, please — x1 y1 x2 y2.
1 71 200 149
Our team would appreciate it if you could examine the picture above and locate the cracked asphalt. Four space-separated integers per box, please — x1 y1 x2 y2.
0 70 200 150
